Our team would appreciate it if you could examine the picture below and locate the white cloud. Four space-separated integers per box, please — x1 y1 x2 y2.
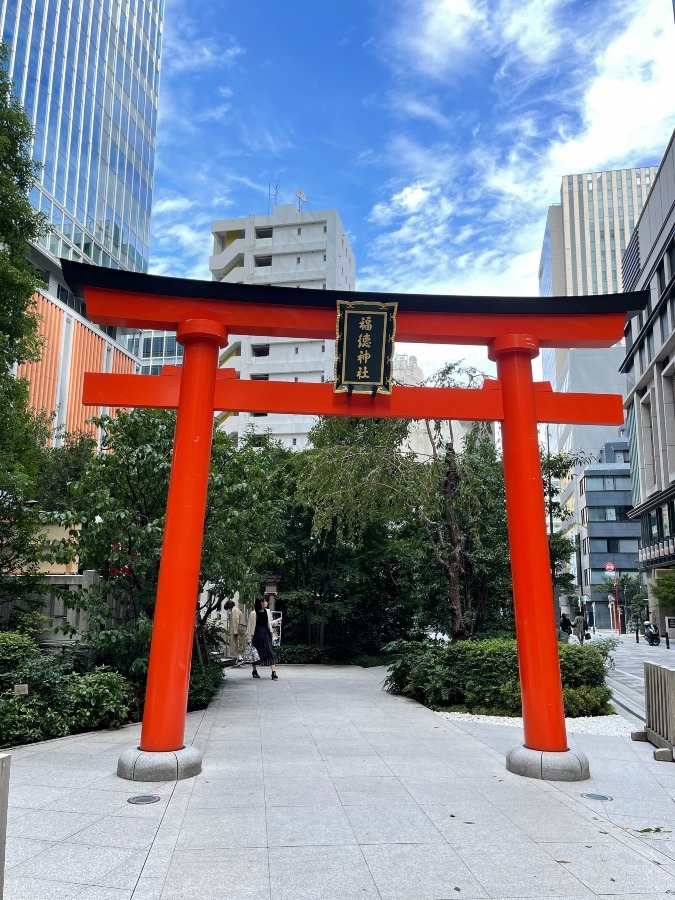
389 0 488 78
238 123 295 155
163 38 244 75
362 0 675 317
548 5 675 173
497 0 569 66
389 93 452 128
152 196 196 216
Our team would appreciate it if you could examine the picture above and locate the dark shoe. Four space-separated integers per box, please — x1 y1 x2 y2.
271 671 278 680
252 670 260 678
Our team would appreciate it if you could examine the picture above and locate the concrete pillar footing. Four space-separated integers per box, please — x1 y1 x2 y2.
117 745 202 781
506 745 590 781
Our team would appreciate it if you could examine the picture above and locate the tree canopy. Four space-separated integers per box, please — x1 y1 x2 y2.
0 43 51 624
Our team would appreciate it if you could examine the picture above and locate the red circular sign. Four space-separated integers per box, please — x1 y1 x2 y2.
604 562 615 572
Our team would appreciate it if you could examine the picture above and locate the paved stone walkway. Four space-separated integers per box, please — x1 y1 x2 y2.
3 664 675 899
594 630 675 722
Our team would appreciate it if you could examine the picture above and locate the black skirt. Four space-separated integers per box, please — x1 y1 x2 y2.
252 627 278 666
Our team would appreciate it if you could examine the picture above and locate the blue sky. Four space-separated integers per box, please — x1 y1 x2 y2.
149 0 675 376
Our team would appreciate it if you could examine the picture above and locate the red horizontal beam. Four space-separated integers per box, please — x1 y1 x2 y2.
83 371 624 425
82 287 626 348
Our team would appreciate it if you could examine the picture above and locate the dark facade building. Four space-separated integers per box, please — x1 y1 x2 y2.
577 438 641 629
620 129 675 633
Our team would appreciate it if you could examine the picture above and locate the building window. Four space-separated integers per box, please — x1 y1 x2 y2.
251 344 270 357
292 438 297 446
254 255 272 267
657 262 666 297
251 412 268 417
297 228 302 235
255 226 273 239
296 256 301 264
294 377 298 382
321 342 325 352
668 240 675 281
250 373 269 380
323 225 327 233
294 346 299 355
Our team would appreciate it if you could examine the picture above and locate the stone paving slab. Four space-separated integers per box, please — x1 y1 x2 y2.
3 664 675 899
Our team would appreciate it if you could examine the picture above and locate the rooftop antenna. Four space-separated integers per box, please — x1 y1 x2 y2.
268 181 282 214
296 188 307 211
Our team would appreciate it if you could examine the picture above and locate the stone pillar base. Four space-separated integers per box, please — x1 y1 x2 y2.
117 745 202 781
506 745 590 781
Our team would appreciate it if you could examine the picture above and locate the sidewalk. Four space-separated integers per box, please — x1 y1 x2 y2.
599 629 675 722
3 664 675 899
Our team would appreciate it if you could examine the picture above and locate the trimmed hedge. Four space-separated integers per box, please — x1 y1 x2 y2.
187 662 223 711
275 644 334 664
384 638 612 717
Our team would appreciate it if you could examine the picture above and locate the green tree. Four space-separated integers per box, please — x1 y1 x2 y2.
0 43 49 373
647 572 675 619
0 43 51 625
296 364 513 641
44 411 292 680
455 422 512 634
33 431 97 513
598 573 646 628
540 448 590 593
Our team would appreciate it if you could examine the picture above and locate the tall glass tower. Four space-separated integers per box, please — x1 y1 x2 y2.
0 0 163 277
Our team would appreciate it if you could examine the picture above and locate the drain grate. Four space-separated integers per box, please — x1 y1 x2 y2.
127 794 161 805
581 793 612 801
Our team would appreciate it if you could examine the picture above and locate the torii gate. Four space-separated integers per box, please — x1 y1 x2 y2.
62 260 647 782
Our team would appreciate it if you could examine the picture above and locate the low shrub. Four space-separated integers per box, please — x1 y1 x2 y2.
558 643 606 688
563 685 613 717
68 667 132 730
275 644 333 664
0 632 40 681
384 637 612 717
0 695 71 747
187 662 223 711
12 653 75 700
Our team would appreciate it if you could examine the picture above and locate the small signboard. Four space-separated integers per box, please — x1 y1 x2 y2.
666 617 675 630
13 684 28 695
604 562 615 572
334 300 397 394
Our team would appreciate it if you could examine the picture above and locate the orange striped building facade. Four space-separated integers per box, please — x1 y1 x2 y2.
17 290 139 440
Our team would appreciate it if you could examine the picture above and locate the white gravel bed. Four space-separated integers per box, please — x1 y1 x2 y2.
436 710 635 735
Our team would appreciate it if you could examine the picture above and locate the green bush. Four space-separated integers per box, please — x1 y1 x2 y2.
563 685 613 717
12 653 75 699
0 631 39 678
0 695 71 747
187 662 223 711
384 637 612 717
558 643 606 688
68 667 132 730
275 644 333 664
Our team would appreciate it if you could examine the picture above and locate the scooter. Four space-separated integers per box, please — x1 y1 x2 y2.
644 621 661 646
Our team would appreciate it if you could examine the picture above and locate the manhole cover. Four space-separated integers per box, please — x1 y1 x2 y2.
127 795 161 805
581 793 612 801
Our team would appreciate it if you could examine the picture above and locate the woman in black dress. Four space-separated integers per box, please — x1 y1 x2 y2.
246 596 279 679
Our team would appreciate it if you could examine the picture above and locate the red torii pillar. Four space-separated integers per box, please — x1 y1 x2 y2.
62 260 648 782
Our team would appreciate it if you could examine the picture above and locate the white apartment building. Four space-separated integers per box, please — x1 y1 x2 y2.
209 205 355 449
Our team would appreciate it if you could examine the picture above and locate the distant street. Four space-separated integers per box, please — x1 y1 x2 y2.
590 628 675 723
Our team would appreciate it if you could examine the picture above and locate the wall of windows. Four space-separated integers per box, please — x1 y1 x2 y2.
1 0 163 273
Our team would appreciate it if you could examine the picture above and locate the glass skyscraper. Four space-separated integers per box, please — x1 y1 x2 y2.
0 0 163 276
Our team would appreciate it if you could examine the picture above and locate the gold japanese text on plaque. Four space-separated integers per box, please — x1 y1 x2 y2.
334 300 397 394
